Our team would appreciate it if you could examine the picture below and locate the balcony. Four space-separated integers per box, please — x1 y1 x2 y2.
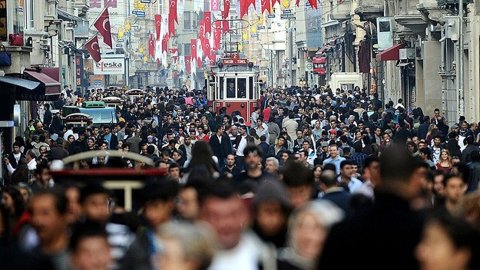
0 46 33 75
355 0 384 21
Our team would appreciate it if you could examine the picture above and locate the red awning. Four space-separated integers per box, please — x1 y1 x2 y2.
24 70 61 96
376 43 406 61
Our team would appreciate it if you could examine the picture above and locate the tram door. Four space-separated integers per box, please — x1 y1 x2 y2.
212 73 259 119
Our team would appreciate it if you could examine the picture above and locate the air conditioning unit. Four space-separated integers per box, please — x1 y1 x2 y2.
377 17 394 50
399 48 415 60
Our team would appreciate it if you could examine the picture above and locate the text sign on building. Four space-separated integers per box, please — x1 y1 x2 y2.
281 9 294 19
93 55 125 75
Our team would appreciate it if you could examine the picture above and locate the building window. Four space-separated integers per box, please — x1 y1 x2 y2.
25 0 34 29
183 43 191 55
183 11 197 30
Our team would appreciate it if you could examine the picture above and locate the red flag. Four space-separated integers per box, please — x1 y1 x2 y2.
222 20 229 33
222 0 230 19
85 36 101 62
168 0 177 35
185 56 191 74
191 39 197 62
149 34 155 57
213 21 222 50
93 8 112 48
240 0 255 18
261 0 271 14
204 12 212 34
155 15 161 40
162 35 169 53
308 0 318 8
296 0 300 6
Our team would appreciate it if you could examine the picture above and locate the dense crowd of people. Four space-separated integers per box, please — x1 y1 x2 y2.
1 84 480 270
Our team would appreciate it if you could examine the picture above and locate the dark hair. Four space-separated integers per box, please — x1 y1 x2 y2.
320 170 338 188
80 183 110 204
380 146 422 183
69 221 109 252
33 188 68 215
199 181 237 206
282 161 314 187
427 211 480 270
364 155 379 169
2 186 25 218
139 178 179 206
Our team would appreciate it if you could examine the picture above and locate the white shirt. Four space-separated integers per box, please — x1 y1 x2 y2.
208 233 263 270
6 158 36 174
236 136 247 157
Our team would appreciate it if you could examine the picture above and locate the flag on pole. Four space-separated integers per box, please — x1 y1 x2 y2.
93 8 113 48
155 15 162 40
85 36 102 62
222 0 230 19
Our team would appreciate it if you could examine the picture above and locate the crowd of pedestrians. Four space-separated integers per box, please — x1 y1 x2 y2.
1 84 480 270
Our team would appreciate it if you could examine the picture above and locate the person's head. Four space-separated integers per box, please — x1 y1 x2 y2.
80 183 111 224
433 136 442 147
200 182 248 249
444 175 467 206
276 136 286 147
379 146 428 199
287 201 343 260
416 212 480 270
282 161 315 208
440 149 452 163
69 222 112 270
140 179 179 227
25 149 37 162
31 189 68 250
154 222 217 270
328 145 339 158
340 160 353 179
12 142 21 154
1 186 25 218
64 183 82 225
243 145 263 171
34 163 52 185
265 157 279 174
252 180 292 239
168 163 181 181
363 155 381 185
16 183 33 205
225 154 236 167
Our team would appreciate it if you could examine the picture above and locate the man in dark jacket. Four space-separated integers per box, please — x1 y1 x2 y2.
209 125 233 169
319 169 351 215
318 146 425 270
99 125 119 150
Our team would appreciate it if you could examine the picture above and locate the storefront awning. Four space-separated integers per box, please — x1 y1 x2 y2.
0 68 61 101
0 76 41 92
376 43 406 61
23 69 61 100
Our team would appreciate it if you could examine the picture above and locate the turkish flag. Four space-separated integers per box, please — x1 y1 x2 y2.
261 0 271 14
155 15 161 40
168 0 177 35
222 20 229 33
222 0 230 19
93 8 112 48
308 0 318 8
240 0 255 18
162 35 169 53
296 0 300 6
169 0 178 23
185 56 191 74
213 21 222 50
149 34 155 58
204 12 212 34
85 36 101 62
191 39 197 61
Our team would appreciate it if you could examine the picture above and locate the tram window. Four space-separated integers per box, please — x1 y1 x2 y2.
249 77 254 99
227 78 235 98
238 78 246 98
220 77 224 99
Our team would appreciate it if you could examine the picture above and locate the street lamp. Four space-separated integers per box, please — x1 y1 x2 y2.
299 77 306 88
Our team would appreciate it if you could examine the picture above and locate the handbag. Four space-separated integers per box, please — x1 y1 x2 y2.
9 33 23 46
0 44 11 66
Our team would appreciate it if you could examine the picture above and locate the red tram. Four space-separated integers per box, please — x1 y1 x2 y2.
206 52 260 119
